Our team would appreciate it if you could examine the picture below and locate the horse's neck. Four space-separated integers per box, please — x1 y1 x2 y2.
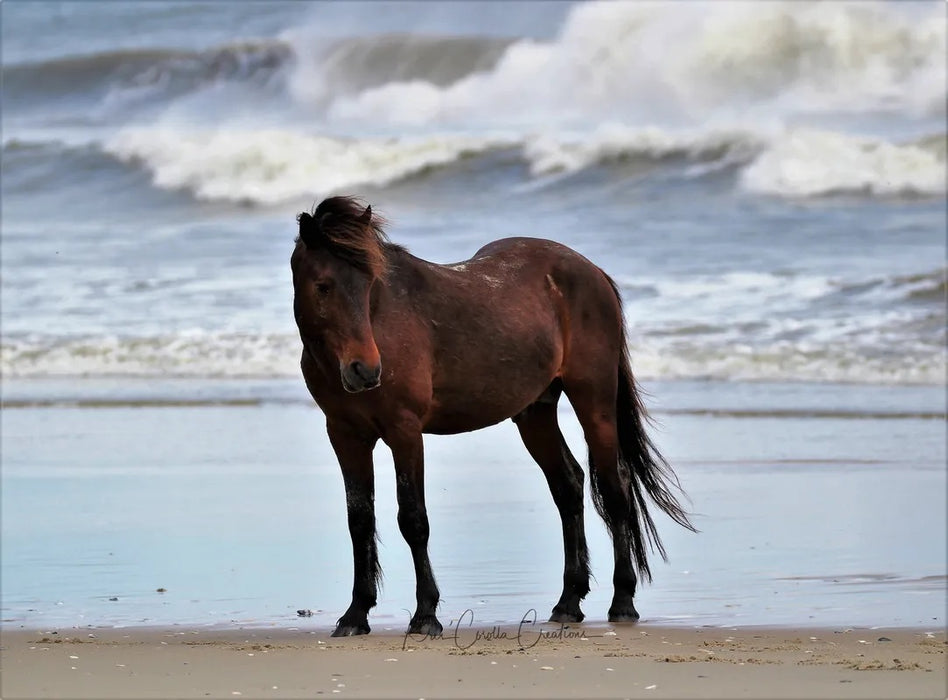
379 247 440 307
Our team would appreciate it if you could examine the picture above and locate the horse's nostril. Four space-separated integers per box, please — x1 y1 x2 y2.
349 361 381 384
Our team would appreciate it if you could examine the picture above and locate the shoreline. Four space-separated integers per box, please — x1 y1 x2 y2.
4 617 946 637
3 622 944 699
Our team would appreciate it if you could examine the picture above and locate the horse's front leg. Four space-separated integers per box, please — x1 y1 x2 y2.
387 422 443 636
328 422 379 637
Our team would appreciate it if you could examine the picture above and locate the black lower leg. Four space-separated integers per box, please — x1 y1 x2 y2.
397 502 442 636
333 498 379 635
515 399 590 624
595 467 639 622
391 430 443 637
550 447 590 623
607 522 639 622
328 424 379 637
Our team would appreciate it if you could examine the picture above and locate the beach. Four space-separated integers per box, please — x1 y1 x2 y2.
2 623 945 699
2 364 945 700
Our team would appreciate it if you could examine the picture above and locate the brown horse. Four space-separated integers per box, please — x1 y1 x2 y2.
291 196 695 637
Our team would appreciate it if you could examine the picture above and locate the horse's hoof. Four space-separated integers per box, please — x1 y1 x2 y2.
408 616 443 637
549 607 584 624
331 622 370 637
607 608 640 623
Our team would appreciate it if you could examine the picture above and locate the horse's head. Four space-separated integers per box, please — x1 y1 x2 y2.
291 196 387 393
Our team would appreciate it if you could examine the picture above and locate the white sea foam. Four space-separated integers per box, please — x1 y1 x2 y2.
100 122 946 204
522 124 765 176
621 270 836 310
742 128 947 198
628 342 946 386
93 0 946 204
3 330 941 385
104 127 514 204
316 0 946 129
9 0 946 205
4 267 944 387
0 332 302 379
526 123 945 197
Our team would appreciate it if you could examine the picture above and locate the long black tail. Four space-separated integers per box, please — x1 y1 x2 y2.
594 275 697 582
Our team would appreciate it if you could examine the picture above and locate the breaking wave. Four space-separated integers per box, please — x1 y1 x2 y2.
319 0 947 128
9 1 943 127
741 129 947 198
102 128 516 205
6 0 945 204
95 124 943 205
284 33 515 107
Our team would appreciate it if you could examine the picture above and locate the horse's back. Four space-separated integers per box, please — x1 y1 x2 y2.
469 237 620 321
471 236 587 267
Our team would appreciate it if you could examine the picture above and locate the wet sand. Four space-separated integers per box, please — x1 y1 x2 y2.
2 623 944 699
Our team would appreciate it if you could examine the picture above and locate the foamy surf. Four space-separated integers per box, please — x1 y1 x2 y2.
742 128 947 198
99 124 945 205
4 266 943 385
3 330 942 386
522 124 766 177
7 0 946 205
317 0 946 128
104 128 516 204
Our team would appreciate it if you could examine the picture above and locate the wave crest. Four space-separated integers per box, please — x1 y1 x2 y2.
523 124 765 176
320 0 946 129
741 129 946 197
285 33 514 107
104 128 514 204
95 124 945 204
4 40 292 110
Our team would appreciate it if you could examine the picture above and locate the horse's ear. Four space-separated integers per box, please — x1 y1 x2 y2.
297 211 323 249
359 205 372 224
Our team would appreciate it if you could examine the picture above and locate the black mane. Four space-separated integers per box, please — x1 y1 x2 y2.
297 196 403 277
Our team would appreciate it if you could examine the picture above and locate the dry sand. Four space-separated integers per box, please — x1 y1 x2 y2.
2 623 944 699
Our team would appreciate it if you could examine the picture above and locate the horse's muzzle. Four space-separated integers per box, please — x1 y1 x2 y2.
341 360 382 393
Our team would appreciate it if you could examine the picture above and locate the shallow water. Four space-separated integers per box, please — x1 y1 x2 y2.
2 380 944 631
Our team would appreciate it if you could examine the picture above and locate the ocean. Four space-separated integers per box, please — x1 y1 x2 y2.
1 1 946 631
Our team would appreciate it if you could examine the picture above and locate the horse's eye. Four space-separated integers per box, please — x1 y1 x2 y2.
315 282 332 297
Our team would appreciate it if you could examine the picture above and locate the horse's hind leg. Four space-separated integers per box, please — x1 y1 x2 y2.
563 382 640 622
513 383 590 623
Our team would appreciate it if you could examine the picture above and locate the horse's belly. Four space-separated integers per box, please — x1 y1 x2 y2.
423 367 555 435
422 401 527 435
